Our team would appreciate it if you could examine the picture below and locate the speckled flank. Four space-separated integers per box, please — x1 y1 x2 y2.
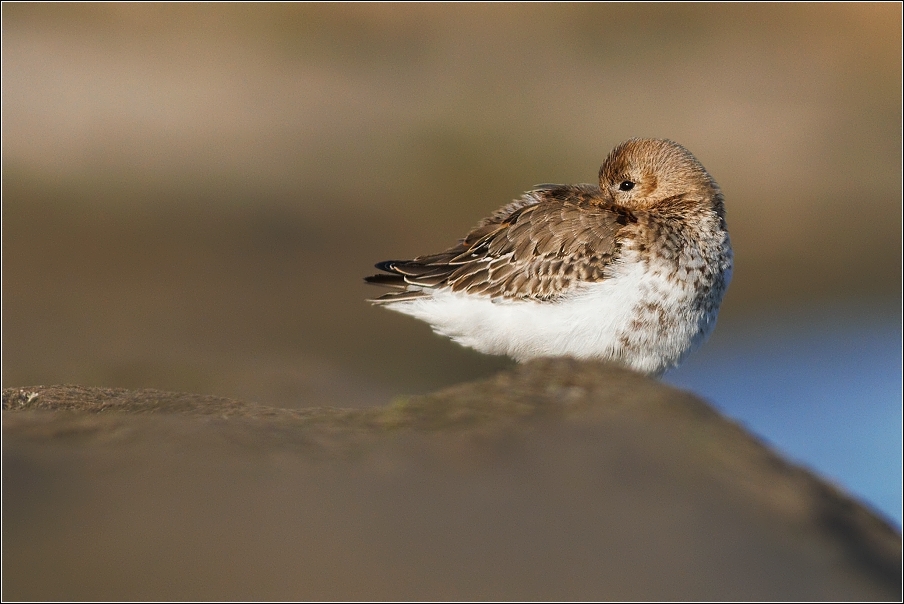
366 138 733 376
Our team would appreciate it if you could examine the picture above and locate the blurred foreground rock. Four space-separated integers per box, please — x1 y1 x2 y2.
3 359 900 600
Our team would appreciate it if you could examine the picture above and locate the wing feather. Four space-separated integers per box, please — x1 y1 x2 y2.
365 184 635 302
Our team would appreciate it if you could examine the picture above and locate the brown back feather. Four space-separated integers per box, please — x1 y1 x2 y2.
367 185 634 302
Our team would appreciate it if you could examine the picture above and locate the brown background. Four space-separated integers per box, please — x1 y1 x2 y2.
3 3 900 407
2 5 901 600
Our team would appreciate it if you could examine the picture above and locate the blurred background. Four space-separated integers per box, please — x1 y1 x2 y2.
3 4 901 524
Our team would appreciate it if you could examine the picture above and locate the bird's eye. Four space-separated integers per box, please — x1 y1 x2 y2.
619 181 635 191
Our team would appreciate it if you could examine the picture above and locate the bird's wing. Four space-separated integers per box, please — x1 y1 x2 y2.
365 185 635 302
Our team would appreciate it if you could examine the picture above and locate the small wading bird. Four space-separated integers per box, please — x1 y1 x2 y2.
365 138 732 377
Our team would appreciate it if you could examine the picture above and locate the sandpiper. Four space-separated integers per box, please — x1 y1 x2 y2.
365 138 732 376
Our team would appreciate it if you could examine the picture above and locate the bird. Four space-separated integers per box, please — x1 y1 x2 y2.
364 138 732 376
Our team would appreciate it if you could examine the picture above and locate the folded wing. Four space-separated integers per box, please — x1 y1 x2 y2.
365 185 634 303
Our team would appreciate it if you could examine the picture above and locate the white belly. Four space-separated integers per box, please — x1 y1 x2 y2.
383 260 713 376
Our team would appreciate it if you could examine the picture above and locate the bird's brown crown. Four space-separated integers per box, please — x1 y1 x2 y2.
598 138 721 211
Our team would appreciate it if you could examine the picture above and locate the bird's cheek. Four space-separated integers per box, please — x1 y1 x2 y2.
638 182 658 199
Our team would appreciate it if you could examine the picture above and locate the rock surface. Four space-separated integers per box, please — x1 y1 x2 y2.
3 359 900 600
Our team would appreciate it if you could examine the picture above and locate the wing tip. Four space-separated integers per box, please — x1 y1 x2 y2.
374 259 400 272
367 290 428 304
365 260 432 302
364 273 406 287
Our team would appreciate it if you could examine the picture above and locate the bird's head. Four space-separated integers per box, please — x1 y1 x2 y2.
598 138 722 213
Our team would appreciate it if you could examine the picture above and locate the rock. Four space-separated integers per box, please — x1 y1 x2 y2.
3 359 900 600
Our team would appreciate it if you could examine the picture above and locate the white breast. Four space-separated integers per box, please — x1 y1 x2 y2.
382 255 712 376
